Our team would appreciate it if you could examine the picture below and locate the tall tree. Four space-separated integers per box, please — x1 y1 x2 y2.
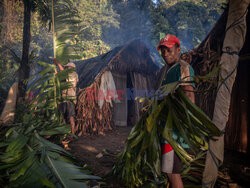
18 0 32 101
17 0 73 100
72 0 119 59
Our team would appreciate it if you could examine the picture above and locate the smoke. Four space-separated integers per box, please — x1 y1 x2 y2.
100 1 166 66
102 1 154 49
102 1 222 54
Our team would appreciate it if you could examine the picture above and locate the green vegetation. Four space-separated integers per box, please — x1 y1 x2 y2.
72 0 119 59
0 61 101 187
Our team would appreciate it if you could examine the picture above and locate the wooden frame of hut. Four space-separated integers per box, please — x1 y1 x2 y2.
186 1 250 154
74 39 162 135
181 0 250 186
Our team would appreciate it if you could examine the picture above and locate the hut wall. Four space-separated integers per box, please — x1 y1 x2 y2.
130 72 150 124
75 39 162 134
112 72 127 126
185 6 250 153
111 71 153 127
76 77 113 135
225 59 250 153
225 7 250 153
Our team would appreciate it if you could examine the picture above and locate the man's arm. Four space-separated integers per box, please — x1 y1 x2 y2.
53 58 64 71
181 85 195 103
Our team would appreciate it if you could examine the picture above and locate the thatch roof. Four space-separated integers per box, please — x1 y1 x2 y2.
74 39 162 88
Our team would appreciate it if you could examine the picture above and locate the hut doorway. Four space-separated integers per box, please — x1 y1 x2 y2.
111 71 141 127
112 72 128 127
112 71 150 128
225 59 250 153
127 72 136 127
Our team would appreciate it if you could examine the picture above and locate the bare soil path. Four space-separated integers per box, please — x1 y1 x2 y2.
70 127 131 177
69 127 250 188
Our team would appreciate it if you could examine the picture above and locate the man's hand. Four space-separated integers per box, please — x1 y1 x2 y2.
53 58 61 66
49 57 61 65
181 85 195 103
49 57 64 71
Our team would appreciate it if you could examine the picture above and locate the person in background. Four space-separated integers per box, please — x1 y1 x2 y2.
53 59 79 136
157 34 195 188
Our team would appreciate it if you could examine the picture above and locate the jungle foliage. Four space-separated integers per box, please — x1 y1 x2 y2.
0 61 101 187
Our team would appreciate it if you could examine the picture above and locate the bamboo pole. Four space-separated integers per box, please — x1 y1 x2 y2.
51 0 58 115
52 0 56 58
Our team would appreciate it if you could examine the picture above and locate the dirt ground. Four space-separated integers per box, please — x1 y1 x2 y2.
70 127 250 188
70 126 132 177
223 150 250 187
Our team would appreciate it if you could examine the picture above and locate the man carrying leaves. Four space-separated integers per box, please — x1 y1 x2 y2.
157 34 195 188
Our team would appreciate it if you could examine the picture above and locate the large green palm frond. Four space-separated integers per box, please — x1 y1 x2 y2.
53 0 82 63
0 129 101 187
31 0 82 63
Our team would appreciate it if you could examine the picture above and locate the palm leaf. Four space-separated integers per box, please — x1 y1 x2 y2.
113 79 222 187
0 56 100 187
45 155 101 188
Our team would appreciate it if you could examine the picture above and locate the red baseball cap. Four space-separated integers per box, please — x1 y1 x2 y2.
157 34 180 50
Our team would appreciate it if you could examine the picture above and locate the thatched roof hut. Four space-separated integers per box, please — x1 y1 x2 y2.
74 39 162 135
183 5 250 153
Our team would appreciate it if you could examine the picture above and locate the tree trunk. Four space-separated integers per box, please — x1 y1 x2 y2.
18 0 31 101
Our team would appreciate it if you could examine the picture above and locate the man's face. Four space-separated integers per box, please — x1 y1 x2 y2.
160 45 180 65
65 66 74 69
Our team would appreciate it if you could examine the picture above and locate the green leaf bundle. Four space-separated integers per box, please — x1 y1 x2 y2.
112 82 222 187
